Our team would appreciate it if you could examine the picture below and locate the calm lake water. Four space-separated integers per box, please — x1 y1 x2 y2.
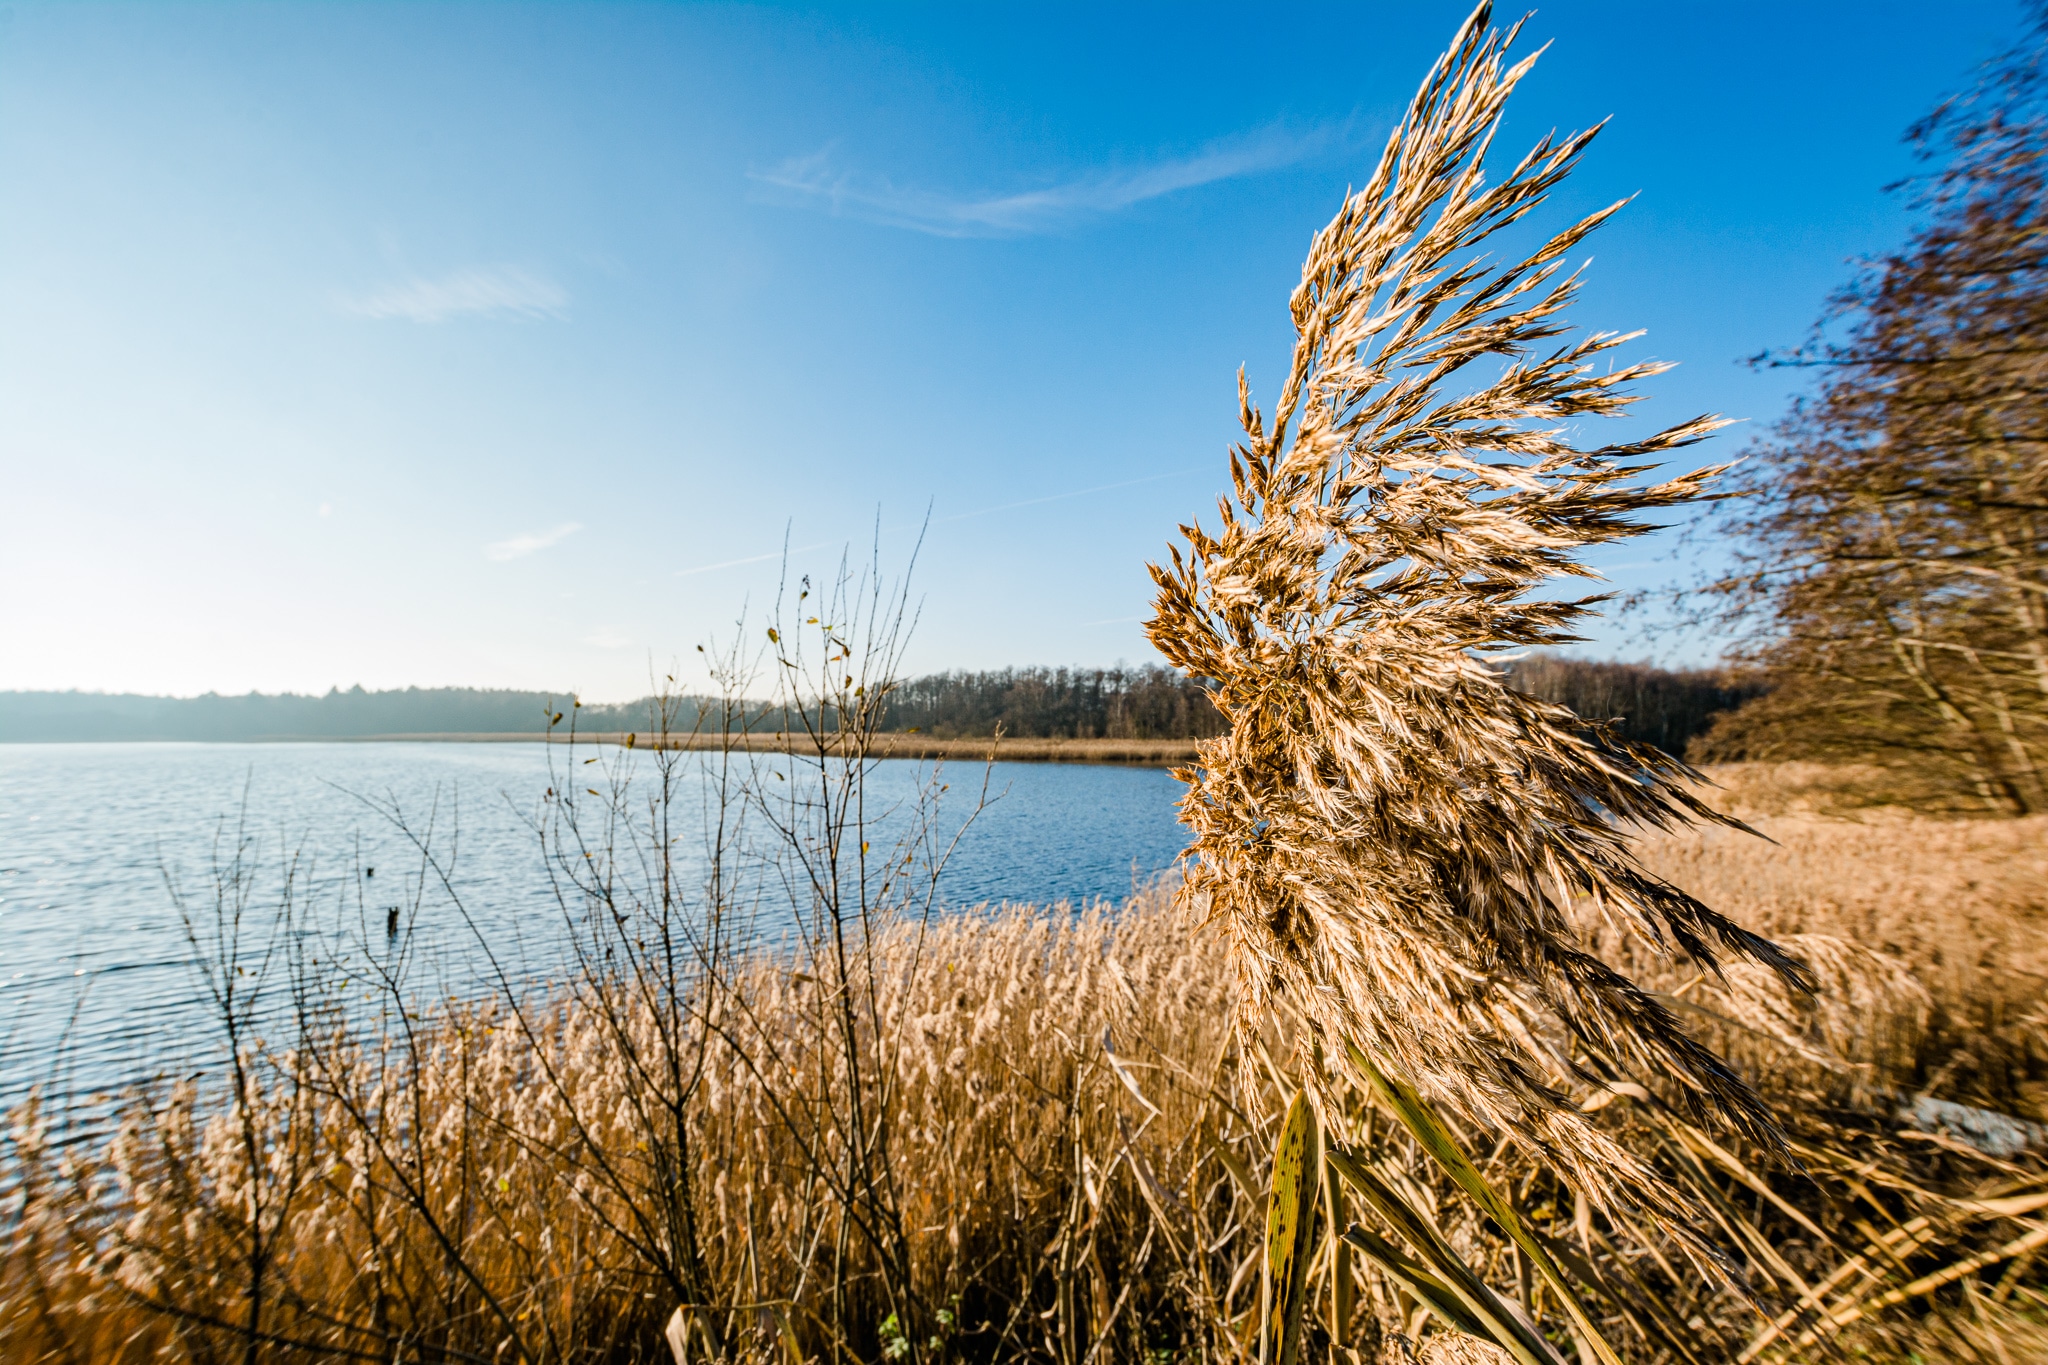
0 742 1189 1113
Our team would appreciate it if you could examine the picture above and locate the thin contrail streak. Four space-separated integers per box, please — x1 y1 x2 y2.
928 468 1202 525
674 539 842 577
672 468 1203 577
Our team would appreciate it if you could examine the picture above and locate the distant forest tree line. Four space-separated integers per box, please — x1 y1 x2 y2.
871 661 1758 756
0 686 616 743
2 658 1756 756
876 666 1226 740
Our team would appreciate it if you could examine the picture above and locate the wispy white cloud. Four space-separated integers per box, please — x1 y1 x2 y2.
343 265 568 323
583 627 633 649
485 522 583 562
750 124 1342 237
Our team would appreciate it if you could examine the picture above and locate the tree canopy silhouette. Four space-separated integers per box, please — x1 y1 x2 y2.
1701 9 2048 812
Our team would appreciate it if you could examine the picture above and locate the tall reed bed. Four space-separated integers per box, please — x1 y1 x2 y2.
6 854 2044 1364
1625 782 2048 1128
1 882 1227 1364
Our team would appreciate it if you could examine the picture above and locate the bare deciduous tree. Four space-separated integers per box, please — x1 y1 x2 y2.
1699 9 2048 812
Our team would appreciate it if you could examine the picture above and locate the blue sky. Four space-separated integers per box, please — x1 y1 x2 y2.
0 1 2026 700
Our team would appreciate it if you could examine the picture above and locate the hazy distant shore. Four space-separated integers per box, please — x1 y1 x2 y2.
1 661 1749 755
4 731 1200 765
515 731 1196 764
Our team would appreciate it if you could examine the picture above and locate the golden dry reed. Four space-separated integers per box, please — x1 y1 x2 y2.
1 885 1225 1364
6 834 2045 1365
1625 772 2048 1120
1143 1 1804 1228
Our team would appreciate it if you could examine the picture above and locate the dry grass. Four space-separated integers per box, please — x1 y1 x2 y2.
1 886 1242 1364
6 810 2046 1364
614 733 1198 766
1619 768 2048 1122
327 736 1202 766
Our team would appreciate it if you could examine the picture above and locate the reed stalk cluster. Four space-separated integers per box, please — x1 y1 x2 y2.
1142 1 1803 1237
5 815 2044 1363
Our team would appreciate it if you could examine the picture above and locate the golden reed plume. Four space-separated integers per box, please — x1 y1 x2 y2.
1145 1 1813 1224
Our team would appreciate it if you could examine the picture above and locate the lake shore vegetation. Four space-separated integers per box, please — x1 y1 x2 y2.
4 767 2045 1364
7 5 2047 1363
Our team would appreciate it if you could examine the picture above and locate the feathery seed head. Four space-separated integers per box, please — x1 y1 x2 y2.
1145 0 1811 1221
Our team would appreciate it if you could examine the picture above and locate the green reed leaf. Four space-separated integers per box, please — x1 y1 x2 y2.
1264 1091 1322 1365
1346 1038 1624 1365
1327 1143 1567 1365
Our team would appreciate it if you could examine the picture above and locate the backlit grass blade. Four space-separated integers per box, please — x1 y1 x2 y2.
1338 1220 1490 1338
1327 1144 1567 1365
1325 1154 1356 1347
1347 1039 1623 1365
1263 1090 1322 1365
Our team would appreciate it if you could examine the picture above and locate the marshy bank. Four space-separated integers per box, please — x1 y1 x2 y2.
0 741 1189 1115
438 733 1202 765
4 788 2045 1363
